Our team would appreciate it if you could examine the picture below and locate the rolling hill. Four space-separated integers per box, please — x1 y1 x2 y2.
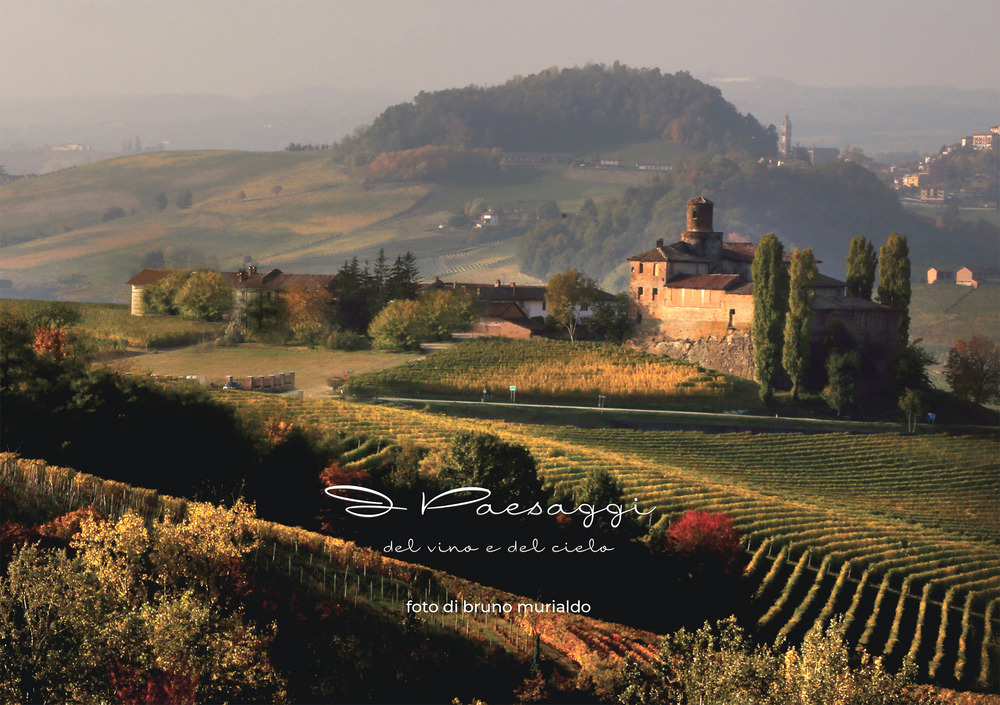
0 149 652 301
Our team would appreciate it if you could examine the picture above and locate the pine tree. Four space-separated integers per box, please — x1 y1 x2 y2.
845 236 877 299
331 257 372 333
386 251 420 301
751 233 789 402
782 248 818 400
877 232 911 344
369 247 390 313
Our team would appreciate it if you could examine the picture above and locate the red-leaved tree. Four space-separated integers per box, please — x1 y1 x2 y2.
33 325 68 362
666 510 744 578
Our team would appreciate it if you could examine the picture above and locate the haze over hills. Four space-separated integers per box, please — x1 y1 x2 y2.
1 65 996 303
0 87 407 173
3 75 997 175
703 77 999 156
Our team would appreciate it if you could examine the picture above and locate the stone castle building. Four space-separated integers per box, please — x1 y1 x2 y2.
627 197 900 376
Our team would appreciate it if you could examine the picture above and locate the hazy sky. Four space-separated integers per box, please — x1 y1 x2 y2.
2 0 998 101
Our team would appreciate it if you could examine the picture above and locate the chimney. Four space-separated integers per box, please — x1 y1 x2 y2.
656 238 664 248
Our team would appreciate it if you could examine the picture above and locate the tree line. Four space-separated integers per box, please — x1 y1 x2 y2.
749 232 933 421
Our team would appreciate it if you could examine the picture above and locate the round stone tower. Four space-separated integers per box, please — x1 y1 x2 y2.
686 196 715 232
681 196 723 271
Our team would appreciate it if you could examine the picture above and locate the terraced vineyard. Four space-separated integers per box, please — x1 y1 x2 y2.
1 454 660 680
225 393 1000 690
346 338 738 403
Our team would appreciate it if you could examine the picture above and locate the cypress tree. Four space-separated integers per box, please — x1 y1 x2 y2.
876 233 911 344
782 248 818 400
845 236 877 299
751 233 789 402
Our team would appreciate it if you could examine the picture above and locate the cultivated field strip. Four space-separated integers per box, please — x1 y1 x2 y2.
346 339 735 402
225 395 999 688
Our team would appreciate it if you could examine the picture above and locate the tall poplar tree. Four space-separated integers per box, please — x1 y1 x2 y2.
782 248 818 400
876 233 911 343
751 233 789 402
845 236 877 299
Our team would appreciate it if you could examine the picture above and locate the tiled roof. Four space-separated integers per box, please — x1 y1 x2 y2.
815 273 846 289
720 242 757 262
126 269 174 286
962 266 1000 277
481 302 529 319
721 242 794 263
813 294 897 312
628 242 707 263
420 279 613 302
221 270 337 291
663 274 748 291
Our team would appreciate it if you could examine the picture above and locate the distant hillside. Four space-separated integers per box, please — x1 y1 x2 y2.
0 149 635 301
910 283 1000 358
518 157 1000 290
345 64 776 160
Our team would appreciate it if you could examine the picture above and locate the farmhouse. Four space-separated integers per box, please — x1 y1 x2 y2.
956 266 1000 288
628 197 900 351
126 266 337 316
420 277 612 339
927 267 956 284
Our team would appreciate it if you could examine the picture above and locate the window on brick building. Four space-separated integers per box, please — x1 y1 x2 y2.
637 286 644 298
638 263 644 273
652 287 658 300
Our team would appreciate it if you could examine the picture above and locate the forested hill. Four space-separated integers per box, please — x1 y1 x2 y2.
518 157 1000 288
342 64 777 160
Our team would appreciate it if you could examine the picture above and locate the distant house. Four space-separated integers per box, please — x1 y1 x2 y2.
126 266 337 316
927 268 956 284
972 131 997 151
499 152 574 165
956 266 1000 288
466 302 543 339
476 208 502 228
420 277 612 337
807 148 840 166
126 269 174 316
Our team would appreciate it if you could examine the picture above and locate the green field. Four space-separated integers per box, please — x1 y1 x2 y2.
217 392 1000 689
0 298 225 349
